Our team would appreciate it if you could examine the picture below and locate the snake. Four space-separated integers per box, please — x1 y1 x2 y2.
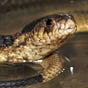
0 13 77 87
0 0 87 87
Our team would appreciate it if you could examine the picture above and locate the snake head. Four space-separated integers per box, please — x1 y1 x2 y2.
21 14 77 61
22 14 77 39
43 14 77 35
32 14 77 44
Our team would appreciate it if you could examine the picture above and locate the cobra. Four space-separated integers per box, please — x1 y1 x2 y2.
0 14 77 86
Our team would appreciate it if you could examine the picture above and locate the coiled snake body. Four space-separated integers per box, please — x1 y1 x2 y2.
0 14 77 87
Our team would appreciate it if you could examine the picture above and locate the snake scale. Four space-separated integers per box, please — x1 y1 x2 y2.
0 0 87 87
0 14 76 87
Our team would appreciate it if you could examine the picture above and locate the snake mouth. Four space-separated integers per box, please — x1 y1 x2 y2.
56 15 77 36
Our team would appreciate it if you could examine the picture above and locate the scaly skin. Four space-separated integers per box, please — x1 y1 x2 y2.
0 14 76 63
0 14 77 88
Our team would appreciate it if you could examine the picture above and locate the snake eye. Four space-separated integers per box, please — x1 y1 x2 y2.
46 19 52 25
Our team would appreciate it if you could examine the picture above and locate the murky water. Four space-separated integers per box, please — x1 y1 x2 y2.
58 32 88 88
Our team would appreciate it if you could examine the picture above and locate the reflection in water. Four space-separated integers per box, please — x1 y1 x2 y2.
58 32 88 88
0 63 43 81
69 66 74 75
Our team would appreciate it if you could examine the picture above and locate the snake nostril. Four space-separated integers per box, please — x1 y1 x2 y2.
46 19 52 25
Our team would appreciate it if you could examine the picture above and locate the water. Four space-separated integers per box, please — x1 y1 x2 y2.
58 32 88 88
